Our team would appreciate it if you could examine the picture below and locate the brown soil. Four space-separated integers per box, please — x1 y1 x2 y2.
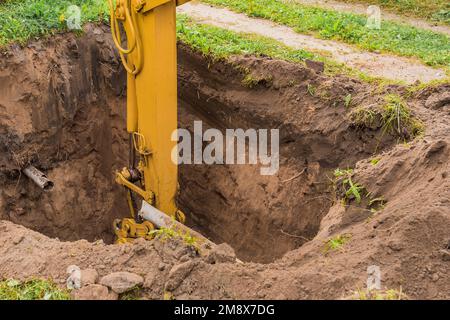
0 24 449 299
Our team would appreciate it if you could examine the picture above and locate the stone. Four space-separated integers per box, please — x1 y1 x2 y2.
72 284 118 300
80 268 99 286
165 261 198 291
100 272 144 294
158 262 166 271
205 243 236 264
439 249 450 262
66 265 81 290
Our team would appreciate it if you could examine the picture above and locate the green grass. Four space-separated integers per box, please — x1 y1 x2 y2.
202 0 450 68
381 94 424 138
0 279 70 300
0 0 108 46
323 234 351 253
177 15 389 82
339 0 450 25
178 14 316 63
334 168 364 204
349 94 424 139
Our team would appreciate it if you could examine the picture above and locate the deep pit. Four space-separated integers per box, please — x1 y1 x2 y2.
0 26 395 263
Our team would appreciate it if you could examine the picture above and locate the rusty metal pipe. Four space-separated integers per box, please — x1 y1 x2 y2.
23 165 54 191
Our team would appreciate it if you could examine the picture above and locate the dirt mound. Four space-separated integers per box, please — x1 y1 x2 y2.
0 24 448 299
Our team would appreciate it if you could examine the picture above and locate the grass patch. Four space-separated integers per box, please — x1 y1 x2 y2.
178 15 394 83
150 225 200 251
339 0 449 25
323 234 351 253
0 0 108 47
350 94 424 139
334 168 364 204
202 0 450 68
381 94 424 138
350 106 378 129
0 278 70 300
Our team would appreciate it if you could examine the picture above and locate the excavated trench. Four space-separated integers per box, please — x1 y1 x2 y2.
0 26 393 263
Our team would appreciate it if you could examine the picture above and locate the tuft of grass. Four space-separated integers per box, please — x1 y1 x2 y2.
0 279 70 300
352 288 407 300
203 0 450 68
323 234 351 253
349 95 424 139
306 83 316 96
370 158 380 166
350 107 378 129
241 73 273 88
344 93 353 108
381 94 424 138
150 226 199 250
334 168 364 204
0 0 109 47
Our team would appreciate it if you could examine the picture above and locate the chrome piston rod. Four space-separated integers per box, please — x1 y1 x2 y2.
138 200 215 250
23 165 54 191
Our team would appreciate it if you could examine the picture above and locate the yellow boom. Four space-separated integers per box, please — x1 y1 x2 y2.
109 0 190 243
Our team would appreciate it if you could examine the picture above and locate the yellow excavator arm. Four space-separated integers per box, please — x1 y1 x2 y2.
109 0 191 243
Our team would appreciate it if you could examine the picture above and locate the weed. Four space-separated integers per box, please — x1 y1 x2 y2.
344 94 352 108
0 278 70 300
334 168 364 204
349 107 378 128
150 226 200 251
323 234 351 253
370 158 380 165
381 94 424 138
307 83 316 96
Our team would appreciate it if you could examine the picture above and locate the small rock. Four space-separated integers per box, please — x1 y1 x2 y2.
205 243 236 264
66 265 81 290
100 272 144 294
387 241 403 252
80 268 98 287
158 263 166 271
431 273 439 282
165 261 198 291
12 235 25 245
305 59 324 73
179 254 191 263
72 284 118 300
439 249 450 262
